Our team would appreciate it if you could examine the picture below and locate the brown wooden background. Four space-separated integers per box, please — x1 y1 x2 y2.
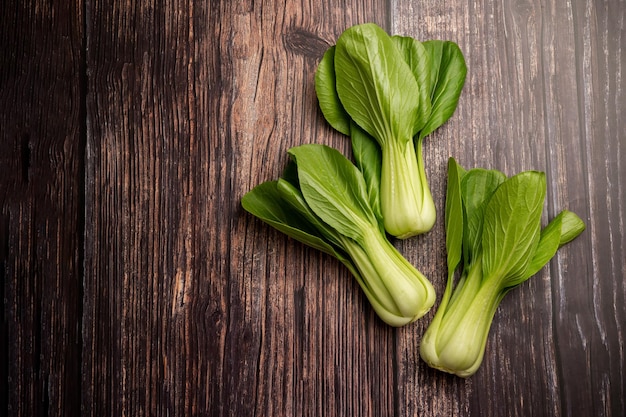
1 0 624 416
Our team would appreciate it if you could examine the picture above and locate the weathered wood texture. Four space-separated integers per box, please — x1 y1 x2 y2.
1 1 84 415
1 0 624 416
393 1 625 416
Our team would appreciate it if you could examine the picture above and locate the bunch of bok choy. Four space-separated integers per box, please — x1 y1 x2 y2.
419 158 586 377
242 144 436 326
315 23 467 238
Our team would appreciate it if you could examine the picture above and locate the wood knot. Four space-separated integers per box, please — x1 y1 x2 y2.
283 28 331 60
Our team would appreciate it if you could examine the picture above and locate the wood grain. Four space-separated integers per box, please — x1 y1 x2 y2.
0 0 85 415
392 0 625 416
1 0 624 416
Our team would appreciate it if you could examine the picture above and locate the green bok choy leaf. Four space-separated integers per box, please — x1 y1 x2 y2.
242 144 436 326
315 23 467 238
419 158 585 377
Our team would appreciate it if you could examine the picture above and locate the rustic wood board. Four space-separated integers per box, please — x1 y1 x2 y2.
1 0 624 415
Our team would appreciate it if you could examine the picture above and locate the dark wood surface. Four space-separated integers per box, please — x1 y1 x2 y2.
1 0 624 416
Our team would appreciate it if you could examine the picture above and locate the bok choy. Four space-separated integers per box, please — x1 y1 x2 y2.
242 144 436 326
419 158 585 377
315 23 467 238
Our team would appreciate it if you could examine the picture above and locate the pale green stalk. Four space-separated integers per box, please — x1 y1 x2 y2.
381 138 436 238
341 227 435 325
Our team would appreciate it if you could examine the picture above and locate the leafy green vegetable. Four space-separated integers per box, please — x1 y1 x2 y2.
315 23 467 238
315 46 351 136
242 144 436 326
420 41 468 139
419 158 585 377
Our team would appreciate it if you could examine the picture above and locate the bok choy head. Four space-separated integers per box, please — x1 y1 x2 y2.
315 23 467 238
242 144 436 326
419 158 586 377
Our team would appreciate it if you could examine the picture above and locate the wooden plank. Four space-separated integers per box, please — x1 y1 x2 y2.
0 0 85 415
82 0 391 415
228 2 397 416
83 0 202 414
550 1 625 415
392 0 625 416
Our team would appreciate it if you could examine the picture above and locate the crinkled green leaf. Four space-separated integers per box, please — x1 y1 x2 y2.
350 120 383 224
275 178 344 249
241 180 338 256
522 210 586 280
557 210 587 246
481 171 546 287
445 157 465 279
242 179 364 283
420 40 467 138
288 144 377 242
391 35 432 134
460 168 507 265
315 46 351 135
334 23 419 147
422 40 443 99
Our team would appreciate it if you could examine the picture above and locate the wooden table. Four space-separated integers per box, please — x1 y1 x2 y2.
1 0 624 415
